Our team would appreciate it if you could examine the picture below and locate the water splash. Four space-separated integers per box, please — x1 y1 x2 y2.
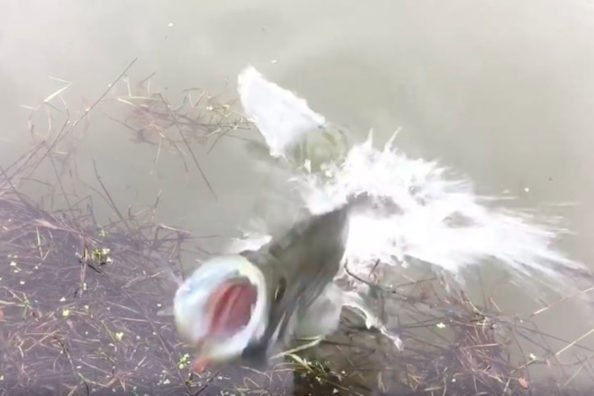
296 133 582 288
238 66 326 158
235 65 586 297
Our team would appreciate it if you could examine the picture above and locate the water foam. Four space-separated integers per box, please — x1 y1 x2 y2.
235 65 586 296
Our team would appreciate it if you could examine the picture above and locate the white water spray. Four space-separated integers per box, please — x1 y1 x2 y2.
235 65 586 300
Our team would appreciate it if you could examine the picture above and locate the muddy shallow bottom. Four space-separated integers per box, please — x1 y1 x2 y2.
1 171 593 396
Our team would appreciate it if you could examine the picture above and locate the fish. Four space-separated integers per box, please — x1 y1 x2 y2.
173 203 351 373
172 66 406 374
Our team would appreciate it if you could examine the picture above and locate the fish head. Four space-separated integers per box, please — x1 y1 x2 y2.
173 255 269 371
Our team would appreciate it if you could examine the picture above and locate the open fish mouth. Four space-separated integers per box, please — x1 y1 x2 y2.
173 254 269 362
205 278 258 339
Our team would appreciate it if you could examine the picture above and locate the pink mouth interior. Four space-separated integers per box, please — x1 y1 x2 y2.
206 278 257 337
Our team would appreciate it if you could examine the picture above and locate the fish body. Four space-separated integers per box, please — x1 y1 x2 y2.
173 204 350 372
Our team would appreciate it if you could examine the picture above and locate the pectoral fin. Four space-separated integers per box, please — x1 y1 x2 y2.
341 289 403 350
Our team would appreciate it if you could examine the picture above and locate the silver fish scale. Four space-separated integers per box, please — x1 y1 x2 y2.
239 205 350 365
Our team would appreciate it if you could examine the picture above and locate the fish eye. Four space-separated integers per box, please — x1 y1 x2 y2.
274 277 286 302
